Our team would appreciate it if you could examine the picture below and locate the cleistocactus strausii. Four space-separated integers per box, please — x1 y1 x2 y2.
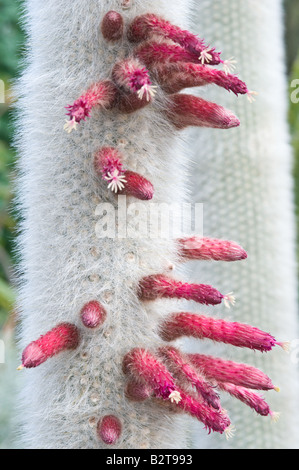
16 0 284 449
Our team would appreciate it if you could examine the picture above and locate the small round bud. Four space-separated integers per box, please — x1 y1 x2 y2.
101 11 124 41
80 301 107 329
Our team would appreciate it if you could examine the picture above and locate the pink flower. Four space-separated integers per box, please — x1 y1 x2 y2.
123 348 231 434
167 94 240 130
94 147 154 198
19 323 80 369
160 346 221 410
160 312 279 352
178 237 247 262
187 354 276 391
128 14 221 65
113 58 157 101
154 62 249 96
138 274 226 306
64 81 117 131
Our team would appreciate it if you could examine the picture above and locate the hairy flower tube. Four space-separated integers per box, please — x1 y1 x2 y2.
178 237 248 262
160 312 280 352
113 58 157 101
19 323 80 369
127 13 222 65
94 146 154 198
139 274 234 307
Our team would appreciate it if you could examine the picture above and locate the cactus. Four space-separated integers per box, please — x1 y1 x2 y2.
16 0 283 449
189 0 299 449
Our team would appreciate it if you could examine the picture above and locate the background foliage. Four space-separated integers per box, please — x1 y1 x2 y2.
286 0 299 244
0 0 24 326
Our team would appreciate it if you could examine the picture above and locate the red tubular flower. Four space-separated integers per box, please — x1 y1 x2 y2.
116 92 152 114
113 58 157 101
64 81 117 132
159 346 221 410
94 147 154 199
166 94 240 130
128 14 222 65
123 348 231 434
178 237 247 262
94 147 123 175
80 301 107 329
134 41 213 68
218 383 274 418
120 171 154 200
125 377 231 435
139 274 226 306
101 11 124 42
172 387 231 435
97 415 122 445
19 323 80 369
160 312 279 352
152 62 249 96
188 354 276 391
94 147 127 193
123 348 176 400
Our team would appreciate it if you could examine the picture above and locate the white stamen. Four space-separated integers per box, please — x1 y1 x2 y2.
222 57 237 75
105 169 127 193
247 90 258 103
64 118 78 133
223 292 236 309
279 341 290 353
137 84 158 101
270 411 281 423
199 48 213 64
225 425 236 440
169 391 182 404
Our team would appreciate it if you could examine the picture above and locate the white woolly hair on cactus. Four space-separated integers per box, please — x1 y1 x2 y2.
14 0 286 449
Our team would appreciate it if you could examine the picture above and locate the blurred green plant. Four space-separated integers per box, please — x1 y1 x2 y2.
285 0 299 74
289 53 299 246
0 0 24 324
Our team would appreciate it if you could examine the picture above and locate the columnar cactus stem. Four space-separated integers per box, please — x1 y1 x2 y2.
16 0 195 449
16 0 282 449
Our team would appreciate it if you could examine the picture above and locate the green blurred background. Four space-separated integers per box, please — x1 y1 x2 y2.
0 0 23 327
0 0 298 448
